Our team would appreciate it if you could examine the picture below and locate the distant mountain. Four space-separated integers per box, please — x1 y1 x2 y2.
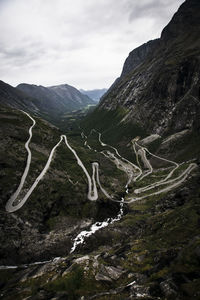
0 80 95 125
0 80 41 113
80 88 107 102
17 83 95 112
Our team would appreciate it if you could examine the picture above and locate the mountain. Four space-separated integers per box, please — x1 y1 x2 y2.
1 1 200 299
80 88 107 102
84 0 200 160
18 83 94 111
0 80 95 127
0 80 41 113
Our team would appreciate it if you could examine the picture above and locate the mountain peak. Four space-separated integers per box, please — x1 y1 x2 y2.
161 0 200 41
120 39 160 78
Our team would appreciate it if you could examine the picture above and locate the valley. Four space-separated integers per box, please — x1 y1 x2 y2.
0 105 199 300
0 0 200 299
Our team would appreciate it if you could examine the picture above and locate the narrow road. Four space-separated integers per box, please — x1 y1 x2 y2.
62 135 98 201
6 115 111 212
137 148 153 180
127 163 197 203
133 141 180 194
93 162 111 199
92 132 197 204
6 136 63 212
5 111 36 212
101 150 135 186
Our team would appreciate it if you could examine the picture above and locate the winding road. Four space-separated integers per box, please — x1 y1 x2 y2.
88 130 197 204
6 111 36 212
6 113 104 212
3 110 198 258
7 112 197 212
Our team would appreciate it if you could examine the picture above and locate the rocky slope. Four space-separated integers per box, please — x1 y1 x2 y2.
84 0 200 153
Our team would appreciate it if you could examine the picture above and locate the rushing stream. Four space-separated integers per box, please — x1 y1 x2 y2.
70 197 124 253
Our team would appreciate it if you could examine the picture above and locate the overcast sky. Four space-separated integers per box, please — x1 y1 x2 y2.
0 0 184 90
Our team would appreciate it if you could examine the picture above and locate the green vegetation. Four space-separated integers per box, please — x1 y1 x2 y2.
82 106 146 160
46 264 84 299
1 97 199 300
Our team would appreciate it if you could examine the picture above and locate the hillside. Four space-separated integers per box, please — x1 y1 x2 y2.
0 102 199 300
83 0 200 161
18 83 94 112
0 104 124 262
0 80 95 127
0 80 41 113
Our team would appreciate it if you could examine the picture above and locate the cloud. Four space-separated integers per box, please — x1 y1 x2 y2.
0 0 185 89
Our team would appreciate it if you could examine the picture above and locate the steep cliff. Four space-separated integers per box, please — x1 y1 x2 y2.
89 0 200 142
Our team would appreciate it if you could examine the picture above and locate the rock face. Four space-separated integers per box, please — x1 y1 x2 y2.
120 39 160 78
96 0 200 136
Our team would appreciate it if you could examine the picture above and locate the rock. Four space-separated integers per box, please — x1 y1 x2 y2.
136 254 146 263
160 278 178 297
121 39 160 78
92 255 100 268
130 273 148 284
139 134 161 146
129 283 151 299
95 264 125 282
95 272 112 282
73 255 90 264
104 265 125 280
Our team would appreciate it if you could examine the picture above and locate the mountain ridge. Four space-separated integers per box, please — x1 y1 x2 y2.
0 79 95 127
17 82 94 112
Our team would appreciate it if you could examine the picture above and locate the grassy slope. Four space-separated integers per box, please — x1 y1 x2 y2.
82 106 147 161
